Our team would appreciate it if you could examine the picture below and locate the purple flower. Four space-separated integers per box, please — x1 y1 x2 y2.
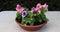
31 7 35 12
22 11 27 17
31 7 35 10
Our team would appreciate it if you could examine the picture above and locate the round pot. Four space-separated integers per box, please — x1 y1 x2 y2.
16 20 47 31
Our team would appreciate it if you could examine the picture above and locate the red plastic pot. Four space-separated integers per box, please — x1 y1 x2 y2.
16 20 47 31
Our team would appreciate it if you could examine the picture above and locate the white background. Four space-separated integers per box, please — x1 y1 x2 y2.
0 11 60 32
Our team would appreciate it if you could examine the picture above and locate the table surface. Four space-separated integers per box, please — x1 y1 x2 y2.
0 11 60 32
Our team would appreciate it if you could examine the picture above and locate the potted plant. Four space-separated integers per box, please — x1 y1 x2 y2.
15 3 48 31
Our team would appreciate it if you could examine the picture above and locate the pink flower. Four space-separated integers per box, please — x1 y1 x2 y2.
36 3 42 9
38 10 41 14
33 3 42 13
33 8 41 14
42 3 48 11
16 4 25 13
34 8 39 12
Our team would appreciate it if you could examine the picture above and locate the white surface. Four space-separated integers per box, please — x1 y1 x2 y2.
0 11 60 32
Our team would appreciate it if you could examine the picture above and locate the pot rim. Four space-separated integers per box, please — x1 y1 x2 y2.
16 20 47 27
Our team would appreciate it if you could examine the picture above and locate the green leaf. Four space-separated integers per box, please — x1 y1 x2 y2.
16 12 21 18
41 8 46 15
25 8 29 11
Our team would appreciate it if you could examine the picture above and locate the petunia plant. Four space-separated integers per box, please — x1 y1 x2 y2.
16 3 48 26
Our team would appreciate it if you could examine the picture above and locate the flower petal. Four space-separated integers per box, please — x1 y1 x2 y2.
34 8 40 13
42 3 48 11
36 3 42 9
31 7 35 12
16 4 25 13
38 10 41 14
22 11 27 17
42 3 48 8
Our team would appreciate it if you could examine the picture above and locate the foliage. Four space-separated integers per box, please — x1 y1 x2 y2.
16 3 48 26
